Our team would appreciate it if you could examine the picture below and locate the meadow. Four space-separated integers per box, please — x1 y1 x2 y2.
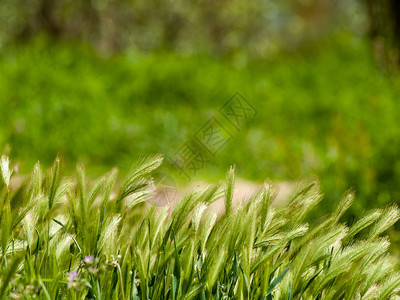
2 34 400 298
1 155 400 299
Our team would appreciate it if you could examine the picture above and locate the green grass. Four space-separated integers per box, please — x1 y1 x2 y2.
1 155 400 299
1 34 400 217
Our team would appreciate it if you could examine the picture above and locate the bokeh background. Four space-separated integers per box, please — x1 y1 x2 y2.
1 0 400 219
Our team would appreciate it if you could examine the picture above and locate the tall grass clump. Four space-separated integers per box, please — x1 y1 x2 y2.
0 154 400 299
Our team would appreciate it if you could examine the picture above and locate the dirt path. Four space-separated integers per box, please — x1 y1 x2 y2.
151 179 294 214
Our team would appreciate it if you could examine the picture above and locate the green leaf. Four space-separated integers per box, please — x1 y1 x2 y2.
172 233 181 300
267 262 292 296
52 218 82 253
287 280 292 300
0 254 23 298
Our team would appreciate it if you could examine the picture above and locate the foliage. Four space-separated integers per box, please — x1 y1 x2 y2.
1 37 400 218
0 155 400 299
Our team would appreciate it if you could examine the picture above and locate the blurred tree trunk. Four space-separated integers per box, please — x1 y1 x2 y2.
38 0 61 36
391 0 400 50
16 0 61 42
365 0 400 68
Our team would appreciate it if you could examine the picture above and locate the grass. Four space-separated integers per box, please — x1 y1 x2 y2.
1 155 400 299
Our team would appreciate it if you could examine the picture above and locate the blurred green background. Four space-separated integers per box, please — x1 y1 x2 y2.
1 0 400 217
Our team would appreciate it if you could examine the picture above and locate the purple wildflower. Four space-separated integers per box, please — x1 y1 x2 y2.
83 256 94 263
68 270 78 281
